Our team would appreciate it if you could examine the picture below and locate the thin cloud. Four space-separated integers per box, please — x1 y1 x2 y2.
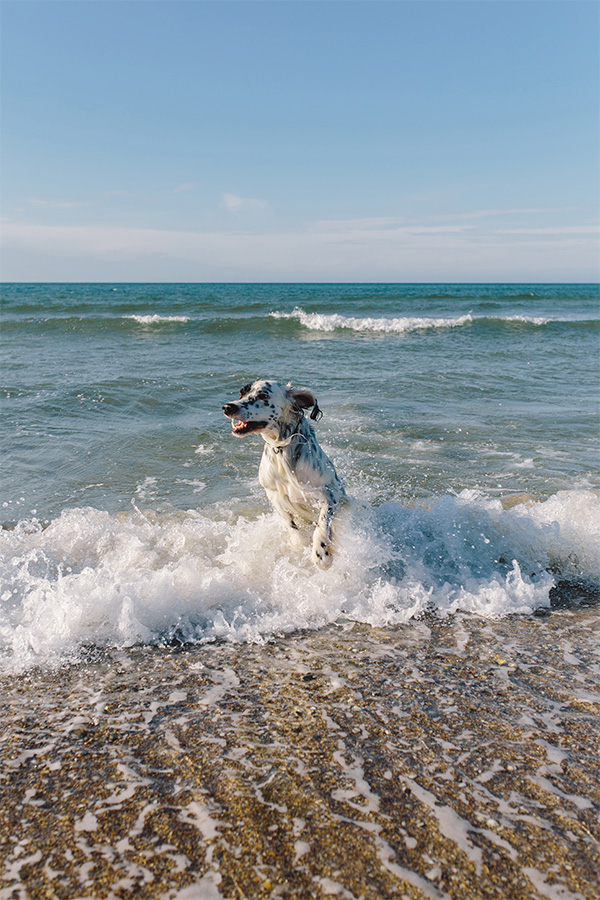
100 190 140 198
26 198 81 209
310 217 401 233
3 220 596 282
497 225 599 235
310 218 472 235
455 207 578 220
172 183 198 193
223 192 269 212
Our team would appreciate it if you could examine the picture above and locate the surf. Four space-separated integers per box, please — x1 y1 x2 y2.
1 489 597 674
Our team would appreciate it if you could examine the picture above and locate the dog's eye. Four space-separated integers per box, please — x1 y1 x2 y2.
255 392 267 401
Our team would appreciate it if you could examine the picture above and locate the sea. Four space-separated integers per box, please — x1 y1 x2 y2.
1 282 599 674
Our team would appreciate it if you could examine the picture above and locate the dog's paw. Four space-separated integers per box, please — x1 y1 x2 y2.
313 537 333 570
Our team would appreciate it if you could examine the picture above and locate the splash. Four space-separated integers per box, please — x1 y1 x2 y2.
1 490 598 672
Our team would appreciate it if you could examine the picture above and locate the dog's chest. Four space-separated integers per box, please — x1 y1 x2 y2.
259 447 293 488
259 446 308 501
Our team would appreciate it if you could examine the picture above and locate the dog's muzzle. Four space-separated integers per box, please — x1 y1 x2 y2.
222 403 268 436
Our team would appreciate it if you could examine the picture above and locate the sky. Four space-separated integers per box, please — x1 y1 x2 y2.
1 0 598 282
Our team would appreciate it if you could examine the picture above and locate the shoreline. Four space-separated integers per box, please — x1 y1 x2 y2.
1 607 599 900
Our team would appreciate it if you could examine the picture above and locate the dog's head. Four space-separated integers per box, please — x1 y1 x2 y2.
222 379 322 438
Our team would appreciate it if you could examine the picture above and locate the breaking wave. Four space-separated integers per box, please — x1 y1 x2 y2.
1 489 597 673
270 308 474 333
268 309 562 334
124 314 190 325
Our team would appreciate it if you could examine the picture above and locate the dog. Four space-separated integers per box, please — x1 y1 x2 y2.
222 380 346 569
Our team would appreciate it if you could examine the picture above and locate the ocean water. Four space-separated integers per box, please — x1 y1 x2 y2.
1 282 599 673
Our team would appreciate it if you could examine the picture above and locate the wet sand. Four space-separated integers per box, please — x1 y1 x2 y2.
1 603 599 900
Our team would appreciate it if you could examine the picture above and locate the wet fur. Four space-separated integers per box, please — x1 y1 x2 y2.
222 380 346 569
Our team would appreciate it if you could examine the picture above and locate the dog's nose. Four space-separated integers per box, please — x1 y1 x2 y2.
222 403 237 416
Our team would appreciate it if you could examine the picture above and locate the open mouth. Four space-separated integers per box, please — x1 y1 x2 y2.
231 419 267 436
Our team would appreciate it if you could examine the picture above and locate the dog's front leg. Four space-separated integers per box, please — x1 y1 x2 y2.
312 493 337 570
265 488 306 547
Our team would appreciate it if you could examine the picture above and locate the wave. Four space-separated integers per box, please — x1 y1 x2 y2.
123 314 190 325
2 308 597 340
1 489 597 673
497 314 549 325
0 313 194 336
267 308 575 334
270 308 474 334
269 308 600 335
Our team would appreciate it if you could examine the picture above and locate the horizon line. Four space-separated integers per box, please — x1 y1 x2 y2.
2 280 599 287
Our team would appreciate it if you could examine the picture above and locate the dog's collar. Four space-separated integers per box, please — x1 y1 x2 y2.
270 434 295 454
267 421 303 454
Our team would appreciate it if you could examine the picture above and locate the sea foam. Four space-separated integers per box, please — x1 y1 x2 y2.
124 314 189 324
1 490 597 673
269 309 554 334
270 308 473 333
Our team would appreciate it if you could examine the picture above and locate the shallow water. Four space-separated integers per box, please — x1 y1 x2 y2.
1 612 599 899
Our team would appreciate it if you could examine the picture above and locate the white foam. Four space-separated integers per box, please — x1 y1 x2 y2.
124 314 189 324
162 876 224 900
0 490 597 673
500 314 550 325
400 777 483 874
521 866 587 900
270 307 473 334
331 746 381 813
270 308 555 334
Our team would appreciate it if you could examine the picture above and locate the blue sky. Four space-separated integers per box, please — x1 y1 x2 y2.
1 0 598 282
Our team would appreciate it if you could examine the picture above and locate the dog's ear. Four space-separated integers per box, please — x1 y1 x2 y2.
288 387 323 421
309 401 323 421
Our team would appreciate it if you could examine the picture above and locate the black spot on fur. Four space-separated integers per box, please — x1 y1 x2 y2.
239 383 254 398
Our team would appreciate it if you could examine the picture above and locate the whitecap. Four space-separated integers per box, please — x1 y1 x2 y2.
270 308 473 334
0 490 597 673
270 308 555 334
124 314 189 324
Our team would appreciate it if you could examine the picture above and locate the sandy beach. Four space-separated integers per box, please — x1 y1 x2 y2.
2 598 599 900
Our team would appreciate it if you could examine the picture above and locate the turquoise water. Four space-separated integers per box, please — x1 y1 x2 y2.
1 283 599 670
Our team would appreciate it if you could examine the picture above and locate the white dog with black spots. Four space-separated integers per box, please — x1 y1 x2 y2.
222 380 346 569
